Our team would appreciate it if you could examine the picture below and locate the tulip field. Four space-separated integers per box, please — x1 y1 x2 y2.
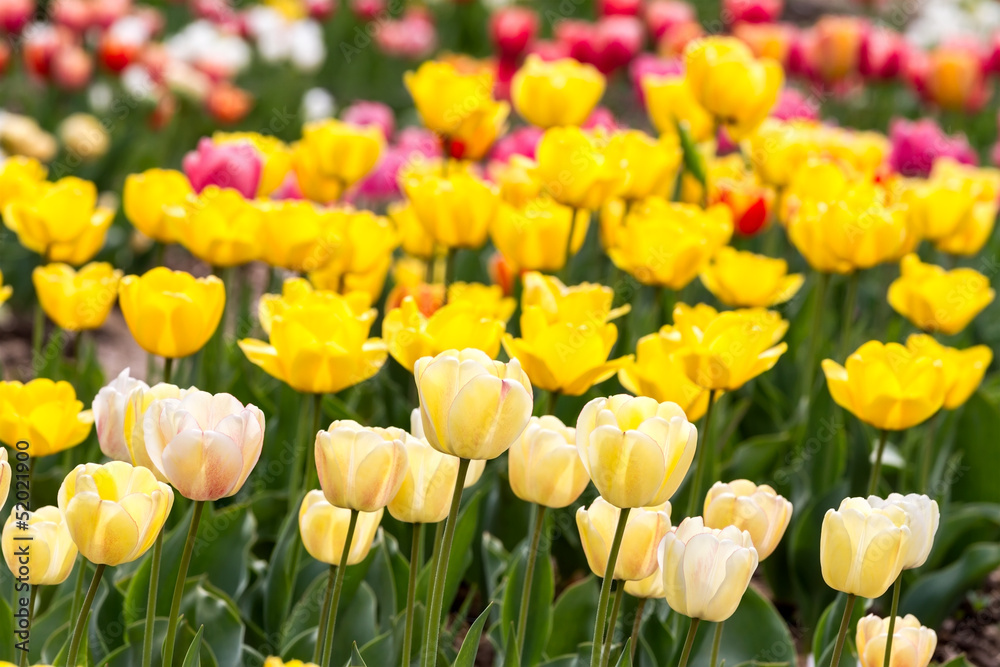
3 0 1000 666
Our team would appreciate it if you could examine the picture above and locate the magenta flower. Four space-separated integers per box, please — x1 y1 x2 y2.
182 137 262 199
888 117 976 178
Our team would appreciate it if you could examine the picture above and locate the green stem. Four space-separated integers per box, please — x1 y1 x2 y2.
421 458 471 667
516 505 547 653
561 208 579 281
142 531 164 667
320 509 359 667
677 618 701 667
881 576 902 667
66 563 106 667
162 356 173 384
162 500 205 667
590 507 631 667
828 594 856 667
709 621 724 667
307 393 324 491
18 585 37 667
314 564 336 663
867 429 889 496
629 597 646 664
545 390 559 417
839 273 859 359
660 287 676 328
69 556 86 624
600 583 626 667
425 249 436 284
687 390 718 518
401 522 422 667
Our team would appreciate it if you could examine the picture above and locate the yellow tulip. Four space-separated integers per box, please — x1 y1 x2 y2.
119 267 226 358
315 421 408 512
778 156 855 225
2 177 114 265
32 262 122 331
934 199 997 256
214 131 292 196
613 130 681 201
683 36 782 139
820 496 911 598
388 430 462 524
0 379 93 457
254 199 344 273
170 185 263 267
577 497 670 581
664 303 788 391
607 201 733 289
143 390 265 501
823 340 945 431
299 491 383 565
0 156 47 208
490 197 589 272
502 306 629 396
389 201 435 260
258 278 373 335
618 332 711 421
384 295 506 372
58 461 174 566
490 154 544 207
856 615 936 667
905 335 992 410
414 349 533 460
534 127 627 210
2 506 77 585
659 517 758 621
306 208 399 300
866 493 939 570
264 657 321 667
447 282 516 322
511 55 605 128
700 247 803 308
292 119 384 203
931 157 1000 202
508 415 589 509
0 449 8 509
520 272 629 325
576 395 697 508
0 270 11 306
448 98 510 162
122 169 193 244
400 166 499 250
887 254 995 335
898 178 987 242
703 480 792 560
641 74 715 142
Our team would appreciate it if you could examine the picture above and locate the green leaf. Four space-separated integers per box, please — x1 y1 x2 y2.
182 626 204 667
350 642 369 666
500 539 554 666
615 639 632 667
545 576 599 658
357 631 394 666
921 503 1000 571
453 602 493 667
675 120 706 187
951 393 1000 503
812 594 868 667
722 433 790 483
0 593 15 661
937 656 976 667
687 588 795 667
901 542 1000 628
264 494 306 638
503 622 521 667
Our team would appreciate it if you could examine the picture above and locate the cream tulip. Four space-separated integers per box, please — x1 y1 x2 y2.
93 368 149 463
299 490 383 565
143 390 265 501
388 430 459 524
703 480 793 560
315 421 408 512
508 415 590 509
2 506 77 585
414 349 533 461
658 517 759 622
122 382 190 481
575 395 697 508
409 409 485 489
577 497 671 581
0 449 9 509
866 493 939 570
856 614 937 667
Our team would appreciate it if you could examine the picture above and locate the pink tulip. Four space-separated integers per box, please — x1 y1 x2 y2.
350 0 384 21
490 126 543 163
598 0 641 17
306 0 334 20
645 0 694 41
583 106 620 131
528 39 570 61
555 19 598 65
396 126 441 155
490 6 538 60
342 101 395 140
52 46 93 90
0 0 33 33
375 9 436 60
723 0 783 25
182 137 263 199
593 15 644 73
888 117 976 178
272 171 304 201
770 88 819 121
354 127 439 202
859 26 908 80
629 52 682 106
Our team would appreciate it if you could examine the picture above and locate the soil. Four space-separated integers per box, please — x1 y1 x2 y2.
935 570 1000 667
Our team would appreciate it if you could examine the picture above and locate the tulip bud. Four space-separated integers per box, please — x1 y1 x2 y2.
508 416 589 509
703 480 792 560
59 461 174 566
491 7 538 60
866 493 939 570
0 379 93 457
856 615 936 667
299 491 383 565
577 497 671 581
414 349 533 461
143 390 265 501
576 395 697 508
3 506 77 585
93 368 149 463
0 449 9 510
182 136 262 199
315 421 408 512
659 517 758 621
887 254 995 336
820 497 911 598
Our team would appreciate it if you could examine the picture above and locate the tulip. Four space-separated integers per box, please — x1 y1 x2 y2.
490 154 544 207
932 157 1000 201
170 185 264 267
534 127 627 211
0 156 46 209
400 166 499 250
0 449 8 510
618 332 711 421
684 37 782 139
700 248 803 308
408 408 486 490
490 6 538 59
642 74 715 142
511 55 606 128
93 368 149 464
2 176 114 265
723 0 782 24
887 254 995 335
770 87 819 121
0 113 57 162
912 42 987 112
856 615 937 667
810 16 865 84
58 113 109 160
509 415 589 508
32 262 122 332
123 169 194 244
2 506 77 585
887 118 975 179
576 395 697 508
491 197 591 274
820 496 911 598
905 335 992 410
614 130 681 201
823 340 945 432
860 27 908 81
182 136 262 199
866 493 939 570
0 379 93 457
255 199 344 273
121 382 191 480
213 131 293 197
699 153 776 236
292 119 384 203
520 272 628 325
58 461 174 566
703 480 792 560
388 430 461 524
502 306 630 396
265 658 321 667
933 199 997 257
306 208 399 301
299 490 383 564
143 390 265 501
119 267 226 359
389 202 435 261
0 270 10 307
414 349 533 461
384 295 506 372
577 497 671 580
315 421 408 512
